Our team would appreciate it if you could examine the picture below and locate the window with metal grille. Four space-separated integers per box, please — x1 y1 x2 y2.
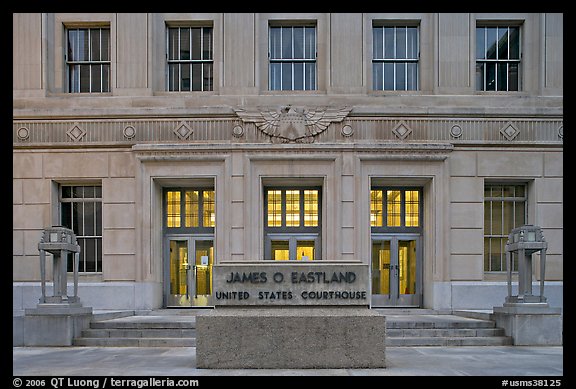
476 25 521 91
60 185 102 272
66 27 110 93
167 26 213 91
269 25 317 90
372 25 419 91
484 183 527 272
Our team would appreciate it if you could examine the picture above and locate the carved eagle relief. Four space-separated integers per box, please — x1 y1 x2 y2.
234 105 352 143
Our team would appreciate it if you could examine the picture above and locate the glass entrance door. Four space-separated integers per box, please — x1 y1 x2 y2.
371 236 421 307
165 237 214 307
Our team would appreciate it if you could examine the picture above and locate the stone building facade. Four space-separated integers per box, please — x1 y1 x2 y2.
13 13 563 312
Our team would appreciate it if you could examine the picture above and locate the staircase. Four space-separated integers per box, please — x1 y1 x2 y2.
74 308 512 347
74 310 198 347
379 309 512 346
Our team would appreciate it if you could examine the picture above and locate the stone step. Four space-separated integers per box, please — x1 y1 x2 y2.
80 328 196 338
73 337 196 347
90 317 196 329
386 327 505 337
384 315 496 329
386 336 513 347
74 312 512 348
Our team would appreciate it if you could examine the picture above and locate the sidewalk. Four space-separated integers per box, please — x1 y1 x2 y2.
13 345 563 376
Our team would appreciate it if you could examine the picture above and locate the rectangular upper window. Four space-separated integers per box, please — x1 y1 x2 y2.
167 26 214 91
476 25 521 91
66 27 111 93
269 25 317 90
372 25 419 91
484 183 526 272
60 185 102 272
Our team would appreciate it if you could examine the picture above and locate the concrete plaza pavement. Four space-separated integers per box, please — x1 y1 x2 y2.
13 345 563 377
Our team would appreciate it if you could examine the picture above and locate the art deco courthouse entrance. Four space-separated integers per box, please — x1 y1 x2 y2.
13 13 563 312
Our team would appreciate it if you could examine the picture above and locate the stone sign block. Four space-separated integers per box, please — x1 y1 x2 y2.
212 262 370 306
196 307 386 368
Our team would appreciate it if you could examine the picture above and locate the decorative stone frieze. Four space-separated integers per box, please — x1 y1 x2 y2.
12 116 563 147
66 123 86 142
234 105 352 143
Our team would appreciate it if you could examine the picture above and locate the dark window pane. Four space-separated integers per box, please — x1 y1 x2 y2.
485 62 496 91
180 28 191 60
270 62 281 90
91 65 102 93
168 28 179 60
396 27 406 59
282 62 291 90
269 27 281 59
396 62 406 90
90 29 101 61
79 29 89 61
282 27 292 59
79 65 90 92
192 63 202 91
191 28 201 60
384 62 394 90
168 64 179 91
293 62 304 90
304 27 315 59
293 27 304 59
203 63 213 91
373 27 383 59
384 27 394 59
84 202 95 236
508 63 519 91
407 27 418 59
95 202 102 235
62 186 72 198
73 202 83 235
181 64 190 91
373 63 383 90
509 27 520 59
476 63 484 91
497 27 508 60
102 65 110 92
85 238 96 272
97 239 102 272
486 27 497 59
100 29 110 61
84 186 94 198
476 27 485 59
73 186 84 198
69 65 80 92
202 28 213 60
305 62 315 90
68 29 79 61
497 62 508 91
407 62 418 90
61 203 72 228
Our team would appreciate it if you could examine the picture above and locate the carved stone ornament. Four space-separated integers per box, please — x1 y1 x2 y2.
234 105 352 143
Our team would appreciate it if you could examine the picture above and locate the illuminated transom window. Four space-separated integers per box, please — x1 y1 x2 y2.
371 187 422 231
264 186 321 261
165 188 215 231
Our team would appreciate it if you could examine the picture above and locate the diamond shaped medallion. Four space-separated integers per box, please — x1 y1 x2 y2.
174 121 193 140
392 121 413 140
66 123 86 141
500 122 519 141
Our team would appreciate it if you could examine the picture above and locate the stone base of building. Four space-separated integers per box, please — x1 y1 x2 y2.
23 303 93 346
196 307 386 369
493 303 562 346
